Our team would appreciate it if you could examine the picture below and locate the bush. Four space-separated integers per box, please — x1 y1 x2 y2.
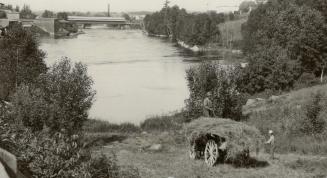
302 91 326 134
0 113 140 178
12 85 48 131
294 73 320 90
12 58 96 133
185 62 246 120
0 23 46 100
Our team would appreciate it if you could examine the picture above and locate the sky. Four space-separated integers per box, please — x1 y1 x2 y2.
1 0 245 12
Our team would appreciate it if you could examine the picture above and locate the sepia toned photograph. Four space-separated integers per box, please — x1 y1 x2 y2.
0 0 327 177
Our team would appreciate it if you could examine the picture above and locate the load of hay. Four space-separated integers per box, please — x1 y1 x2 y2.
185 117 264 161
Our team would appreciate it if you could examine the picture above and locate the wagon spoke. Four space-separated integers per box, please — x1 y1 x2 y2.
204 139 219 167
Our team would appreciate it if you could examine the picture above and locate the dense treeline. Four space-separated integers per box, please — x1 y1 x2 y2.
240 0 327 94
144 5 225 46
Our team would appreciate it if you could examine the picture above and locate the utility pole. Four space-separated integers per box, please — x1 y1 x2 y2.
108 3 110 17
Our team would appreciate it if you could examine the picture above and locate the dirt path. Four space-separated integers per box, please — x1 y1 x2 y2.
96 133 327 178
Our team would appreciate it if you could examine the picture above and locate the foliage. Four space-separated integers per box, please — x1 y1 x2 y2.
1 105 140 178
19 4 36 19
42 10 56 18
57 12 68 20
144 5 223 46
12 58 95 133
122 13 131 21
12 85 48 132
218 18 247 49
83 119 141 133
294 72 320 90
238 45 301 94
239 1 257 13
245 84 327 155
0 10 7 18
241 0 327 93
302 91 326 134
0 23 46 100
185 62 246 120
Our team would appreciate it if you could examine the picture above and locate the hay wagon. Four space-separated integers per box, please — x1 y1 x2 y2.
185 117 263 167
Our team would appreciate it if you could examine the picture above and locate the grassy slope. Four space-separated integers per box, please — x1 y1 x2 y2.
245 84 327 155
88 84 327 177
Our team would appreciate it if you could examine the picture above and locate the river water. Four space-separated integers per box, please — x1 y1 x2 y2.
40 28 201 124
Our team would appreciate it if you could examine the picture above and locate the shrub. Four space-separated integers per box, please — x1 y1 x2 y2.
294 73 320 90
12 58 96 133
0 23 46 100
185 62 246 120
12 85 48 131
39 58 96 133
302 91 326 134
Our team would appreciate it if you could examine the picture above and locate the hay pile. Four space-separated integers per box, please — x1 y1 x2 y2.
185 117 264 160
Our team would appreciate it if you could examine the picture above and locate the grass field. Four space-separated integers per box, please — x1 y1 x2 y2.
87 84 327 177
94 132 326 178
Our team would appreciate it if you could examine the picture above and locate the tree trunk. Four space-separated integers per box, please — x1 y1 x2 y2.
321 68 324 83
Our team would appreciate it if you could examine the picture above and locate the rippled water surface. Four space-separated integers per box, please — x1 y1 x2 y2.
40 28 198 124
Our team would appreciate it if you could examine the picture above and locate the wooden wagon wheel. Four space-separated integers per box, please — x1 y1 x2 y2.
189 144 197 160
204 140 219 167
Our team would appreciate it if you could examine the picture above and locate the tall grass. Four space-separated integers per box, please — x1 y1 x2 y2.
84 119 141 133
246 87 327 155
140 112 187 132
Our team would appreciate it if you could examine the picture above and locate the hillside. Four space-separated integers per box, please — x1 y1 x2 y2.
244 84 327 155
88 84 327 178
218 17 247 49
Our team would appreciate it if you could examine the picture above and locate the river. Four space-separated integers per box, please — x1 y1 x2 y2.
40 28 201 124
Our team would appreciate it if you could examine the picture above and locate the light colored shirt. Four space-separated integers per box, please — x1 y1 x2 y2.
204 97 213 110
266 135 275 145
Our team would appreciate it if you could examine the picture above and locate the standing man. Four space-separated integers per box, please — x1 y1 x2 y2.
203 92 214 117
265 130 275 159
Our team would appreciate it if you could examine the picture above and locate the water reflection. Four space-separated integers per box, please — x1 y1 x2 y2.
40 29 202 124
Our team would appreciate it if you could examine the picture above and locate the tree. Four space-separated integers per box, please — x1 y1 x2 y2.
185 62 246 120
122 13 131 21
42 10 56 18
241 1 327 93
144 5 223 46
302 91 326 134
57 12 68 20
20 4 36 19
4 4 13 10
239 1 257 13
15 5 20 12
12 58 95 133
40 58 95 133
0 11 6 18
0 23 46 100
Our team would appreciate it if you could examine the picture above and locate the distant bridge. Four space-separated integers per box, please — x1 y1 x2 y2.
67 16 127 25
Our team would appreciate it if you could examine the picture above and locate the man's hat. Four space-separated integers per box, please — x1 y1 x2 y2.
269 130 273 134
